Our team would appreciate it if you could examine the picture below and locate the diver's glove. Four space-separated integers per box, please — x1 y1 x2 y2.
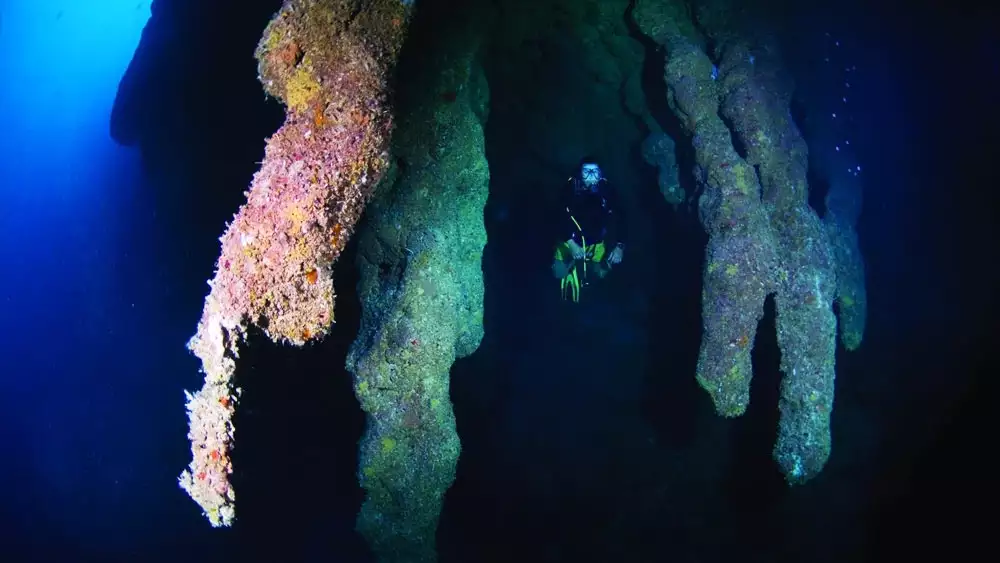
607 242 624 265
566 239 586 260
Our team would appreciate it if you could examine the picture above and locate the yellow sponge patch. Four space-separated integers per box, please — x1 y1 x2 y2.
285 64 320 110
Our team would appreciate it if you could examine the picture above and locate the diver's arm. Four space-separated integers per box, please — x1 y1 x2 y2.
601 180 625 248
563 178 583 245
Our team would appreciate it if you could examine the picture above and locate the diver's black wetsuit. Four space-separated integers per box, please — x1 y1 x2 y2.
562 176 625 249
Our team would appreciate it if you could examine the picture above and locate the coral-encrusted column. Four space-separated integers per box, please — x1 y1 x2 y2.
179 0 414 528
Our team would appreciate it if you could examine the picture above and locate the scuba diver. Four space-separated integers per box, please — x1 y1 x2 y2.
551 158 626 302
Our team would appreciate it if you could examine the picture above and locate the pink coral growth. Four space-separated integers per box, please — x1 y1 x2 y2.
179 0 411 527
178 380 237 527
